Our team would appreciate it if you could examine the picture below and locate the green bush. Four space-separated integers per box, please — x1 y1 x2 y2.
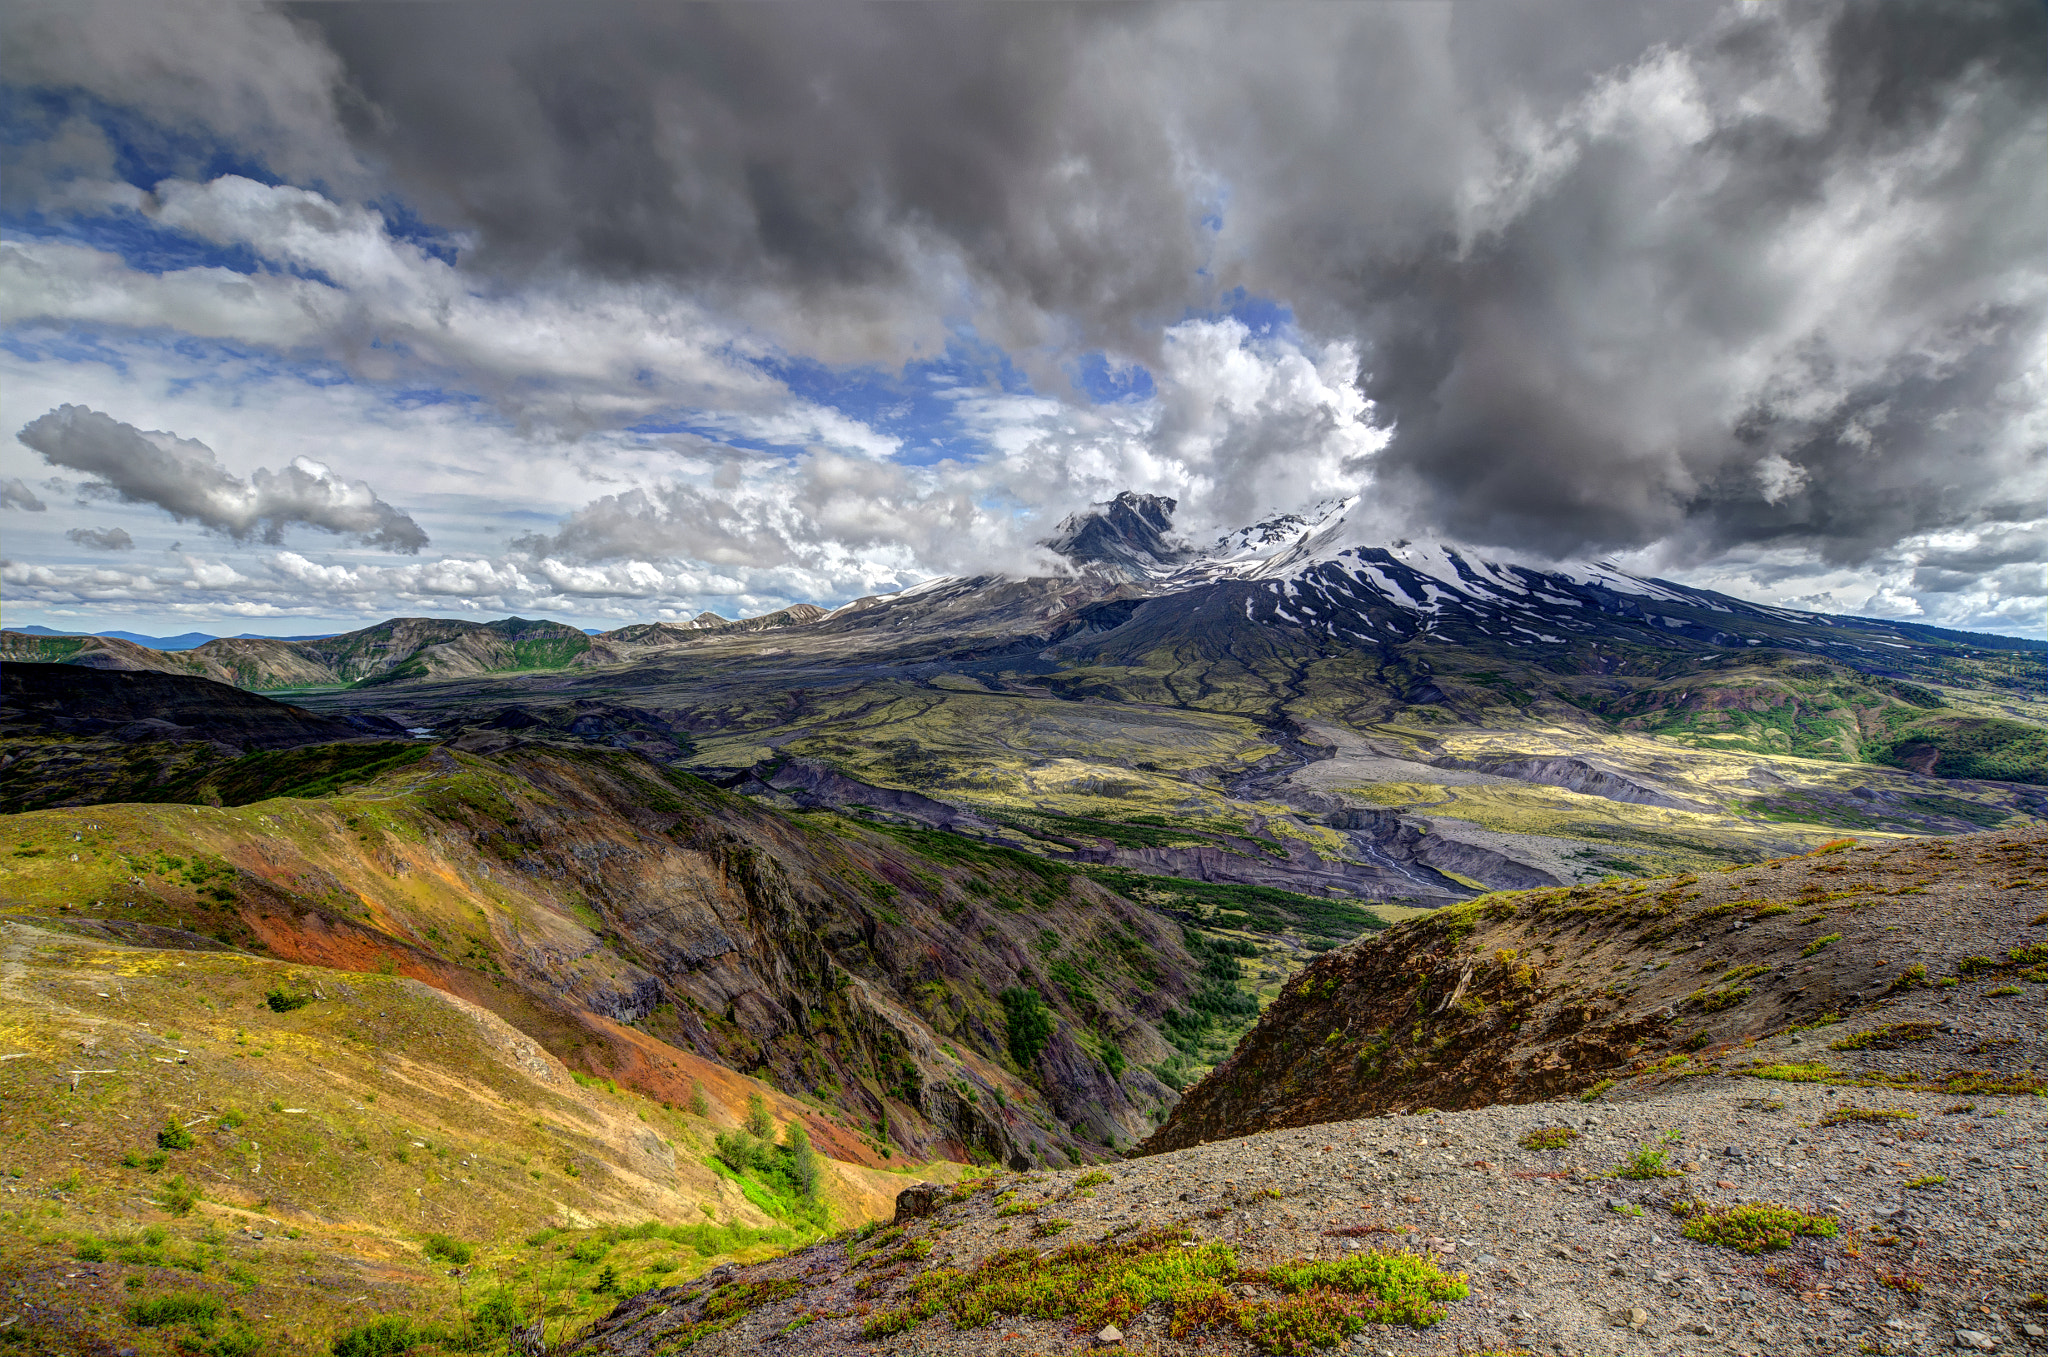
332 1316 441 1357
422 1233 474 1265
1518 1126 1577 1151
688 1079 710 1117
1616 1146 1683 1181
1674 1200 1837 1253
264 987 313 1013
158 1120 195 1151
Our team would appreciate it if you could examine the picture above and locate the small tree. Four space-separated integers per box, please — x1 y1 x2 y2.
744 1092 774 1140
711 1130 755 1174
1001 987 1055 1068
785 1120 820 1200
687 1079 710 1118
159 1174 198 1216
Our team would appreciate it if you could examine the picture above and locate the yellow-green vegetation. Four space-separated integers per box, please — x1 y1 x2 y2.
1517 1126 1578 1151
1613 1140 1685 1181
858 1226 1468 1355
684 681 1280 820
1817 1106 1918 1127
0 919 936 1356
1830 1022 1937 1052
1670 1200 1839 1253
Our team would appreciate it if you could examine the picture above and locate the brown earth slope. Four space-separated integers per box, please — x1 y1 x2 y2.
1142 829 2048 1151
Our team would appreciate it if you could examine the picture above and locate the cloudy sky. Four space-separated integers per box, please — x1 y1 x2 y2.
2 0 2043 638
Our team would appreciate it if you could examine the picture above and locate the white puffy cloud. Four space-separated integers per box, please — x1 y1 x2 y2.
16 404 429 552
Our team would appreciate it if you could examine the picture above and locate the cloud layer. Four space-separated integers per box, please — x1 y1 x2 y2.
1 1 2042 637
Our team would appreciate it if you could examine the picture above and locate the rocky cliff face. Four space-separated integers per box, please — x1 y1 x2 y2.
1139 827 2048 1153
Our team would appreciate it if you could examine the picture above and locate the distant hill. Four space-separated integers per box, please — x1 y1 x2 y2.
1 607 828 691
7 625 345 650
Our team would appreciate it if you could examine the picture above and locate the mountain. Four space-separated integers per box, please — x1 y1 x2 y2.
9 625 223 650
1040 490 1195 579
6 625 346 649
255 495 2042 908
0 608 835 692
9 497 2048 1355
0 663 415 813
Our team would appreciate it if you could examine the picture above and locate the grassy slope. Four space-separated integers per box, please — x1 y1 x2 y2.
0 743 1205 1164
0 919 970 1357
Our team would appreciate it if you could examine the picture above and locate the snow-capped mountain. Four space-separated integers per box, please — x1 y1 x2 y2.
1008 492 1951 664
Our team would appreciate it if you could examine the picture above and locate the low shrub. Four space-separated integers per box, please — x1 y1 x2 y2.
159 1174 199 1216
1671 1200 1837 1253
1615 1146 1683 1181
1518 1126 1577 1151
128 1293 222 1327
1817 1106 1916 1126
1830 1023 1936 1052
422 1233 474 1265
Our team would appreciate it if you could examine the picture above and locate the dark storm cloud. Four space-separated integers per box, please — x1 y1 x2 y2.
7 0 2044 573
1234 0 2048 564
302 0 2048 567
1 478 48 512
17 405 430 552
65 525 133 551
302 2 1199 362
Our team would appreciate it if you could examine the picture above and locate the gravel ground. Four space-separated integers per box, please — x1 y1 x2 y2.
566 991 2045 1355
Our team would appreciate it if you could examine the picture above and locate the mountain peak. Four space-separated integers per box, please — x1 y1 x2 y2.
1042 491 1193 580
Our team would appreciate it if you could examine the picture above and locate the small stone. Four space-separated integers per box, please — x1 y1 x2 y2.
2021 1324 2046 1340
1954 1330 1997 1351
1096 1323 1123 1344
